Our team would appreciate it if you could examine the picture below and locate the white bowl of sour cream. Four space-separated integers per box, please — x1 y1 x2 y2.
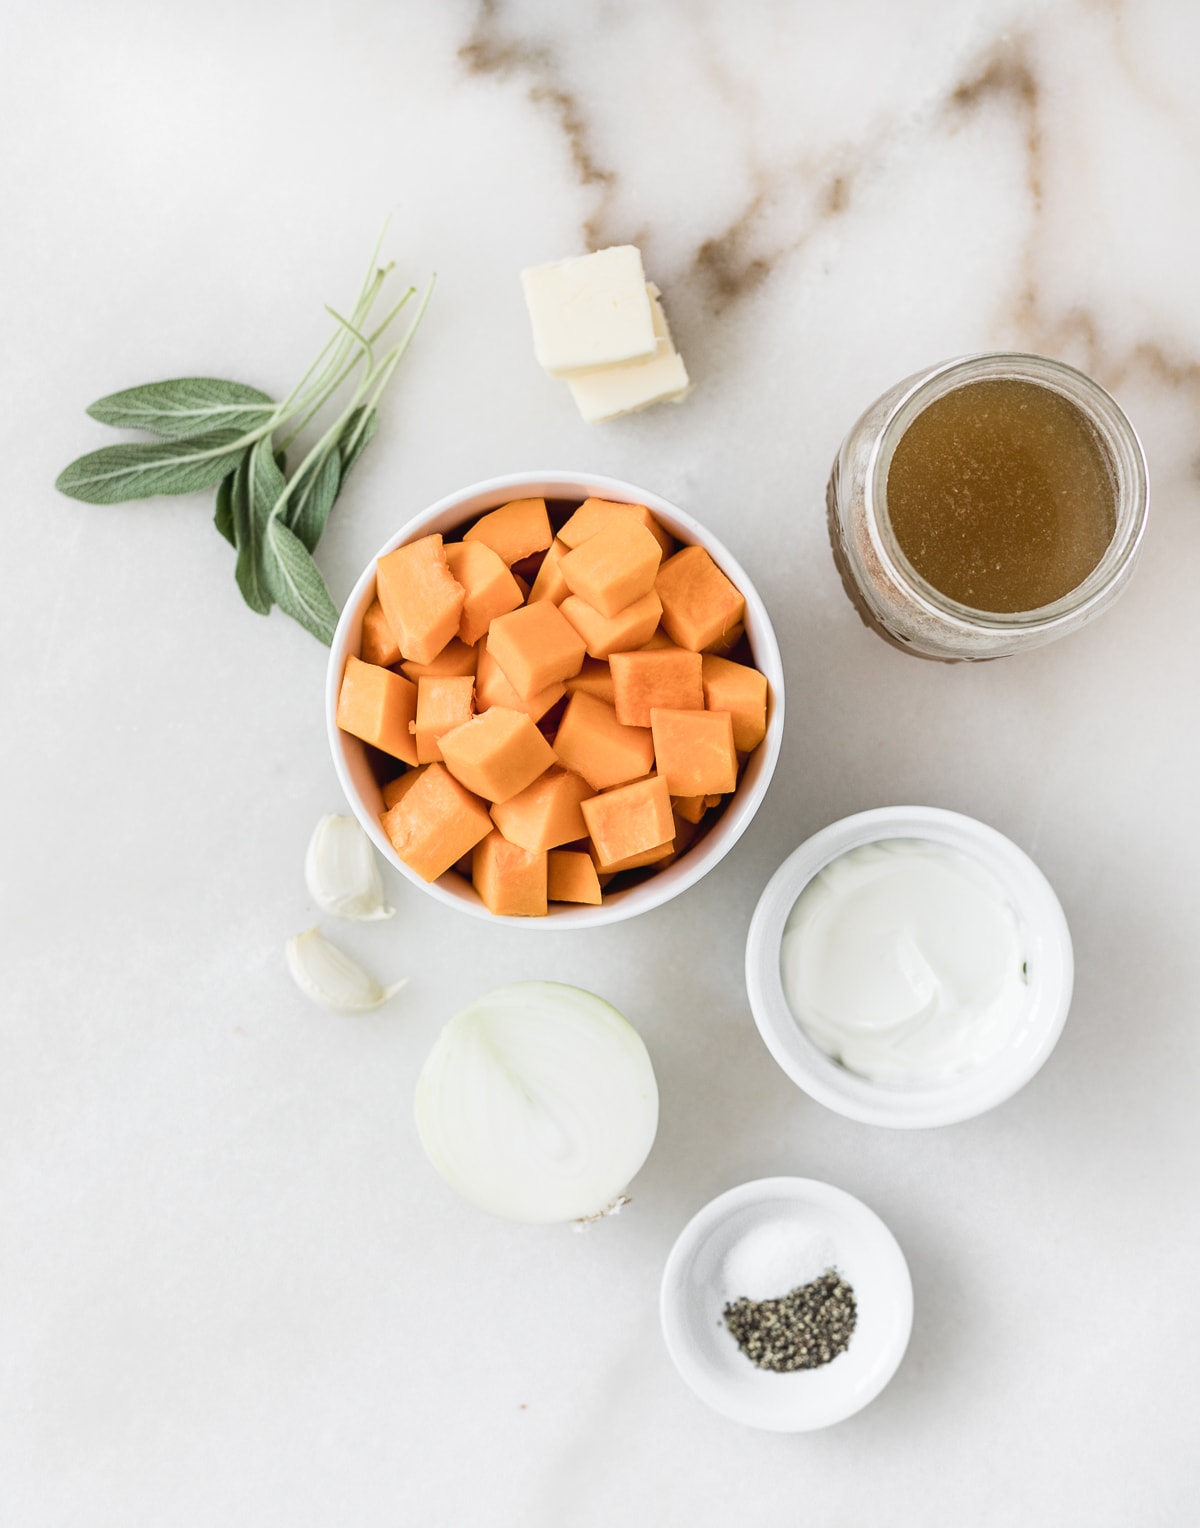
744 807 1073 1128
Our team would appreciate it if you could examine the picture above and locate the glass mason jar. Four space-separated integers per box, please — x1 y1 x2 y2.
826 353 1149 661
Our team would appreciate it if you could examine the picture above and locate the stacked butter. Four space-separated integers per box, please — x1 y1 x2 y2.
521 246 691 423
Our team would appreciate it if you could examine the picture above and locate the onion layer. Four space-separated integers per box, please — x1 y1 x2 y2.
414 982 659 1223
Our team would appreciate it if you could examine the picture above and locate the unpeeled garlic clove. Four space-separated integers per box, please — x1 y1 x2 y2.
285 927 408 1014
305 814 394 921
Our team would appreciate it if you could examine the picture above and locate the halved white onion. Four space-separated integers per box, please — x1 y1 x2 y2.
414 982 659 1224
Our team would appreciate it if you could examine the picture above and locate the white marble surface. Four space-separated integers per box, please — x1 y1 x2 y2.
4 1 1199 1523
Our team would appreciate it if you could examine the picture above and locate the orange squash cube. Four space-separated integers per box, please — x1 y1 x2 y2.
589 836 676 874
444 539 524 646
581 775 673 868
527 537 571 605
547 850 603 905
360 599 401 667
672 811 701 855
462 497 553 565
375 534 466 666
336 656 418 765
559 517 663 618
399 636 479 683
558 498 674 558
706 622 745 657
413 675 475 764
472 830 548 917
671 794 708 825
564 657 615 705
559 590 662 659
490 766 594 853
638 628 678 651
701 654 769 752
610 648 703 728
553 691 655 791
438 706 558 804
650 707 737 796
475 644 565 723
655 545 745 652
380 761 493 881
486 601 586 699
382 766 426 809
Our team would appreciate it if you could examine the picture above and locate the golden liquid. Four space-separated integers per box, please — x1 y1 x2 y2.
885 379 1117 614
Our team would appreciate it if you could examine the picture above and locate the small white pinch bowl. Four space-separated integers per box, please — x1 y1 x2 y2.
660 1177 913 1432
327 471 784 928
744 806 1074 1128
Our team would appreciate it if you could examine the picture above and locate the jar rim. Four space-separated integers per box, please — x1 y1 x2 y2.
865 352 1150 633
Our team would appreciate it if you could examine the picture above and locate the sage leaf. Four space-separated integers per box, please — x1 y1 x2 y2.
87 378 276 440
233 438 285 616
339 407 377 479
56 431 249 505
263 517 340 645
214 469 236 547
230 454 268 612
288 449 341 553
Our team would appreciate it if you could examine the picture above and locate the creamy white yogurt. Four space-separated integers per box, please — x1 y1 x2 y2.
780 838 1029 1087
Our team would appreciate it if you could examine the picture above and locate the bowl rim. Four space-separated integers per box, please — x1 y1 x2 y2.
326 470 785 928
659 1175 914 1431
744 806 1074 1127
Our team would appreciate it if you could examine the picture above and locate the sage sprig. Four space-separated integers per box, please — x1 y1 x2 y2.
56 238 434 645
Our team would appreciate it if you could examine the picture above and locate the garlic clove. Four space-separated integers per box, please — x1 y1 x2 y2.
305 814 394 921
285 927 408 1014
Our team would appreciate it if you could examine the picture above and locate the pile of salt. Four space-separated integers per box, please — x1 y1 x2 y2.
721 1220 839 1303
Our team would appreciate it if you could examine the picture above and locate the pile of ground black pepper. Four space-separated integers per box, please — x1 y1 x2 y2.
723 1270 857 1372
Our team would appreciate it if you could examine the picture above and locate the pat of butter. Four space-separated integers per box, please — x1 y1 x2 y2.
567 285 690 423
521 246 657 377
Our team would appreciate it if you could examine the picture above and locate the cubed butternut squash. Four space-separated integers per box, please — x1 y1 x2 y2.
559 590 662 659
490 766 595 853
527 537 572 605
380 761 493 881
486 601 587 699
475 644 565 723
671 811 701 855
564 657 615 705
462 498 553 565
558 498 674 558
381 766 426 809
336 656 418 765
610 648 704 728
444 539 524 646
438 706 558 804
413 675 475 764
552 691 655 791
671 793 709 825
360 599 401 667
701 654 769 752
547 850 603 905
581 775 673 868
589 836 676 874
650 707 737 796
655 545 745 652
398 636 479 683
472 830 548 917
375 533 466 666
559 517 663 618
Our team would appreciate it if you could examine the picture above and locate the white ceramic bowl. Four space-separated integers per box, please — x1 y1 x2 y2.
660 1177 913 1431
327 471 784 927
744 806 1074 1128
